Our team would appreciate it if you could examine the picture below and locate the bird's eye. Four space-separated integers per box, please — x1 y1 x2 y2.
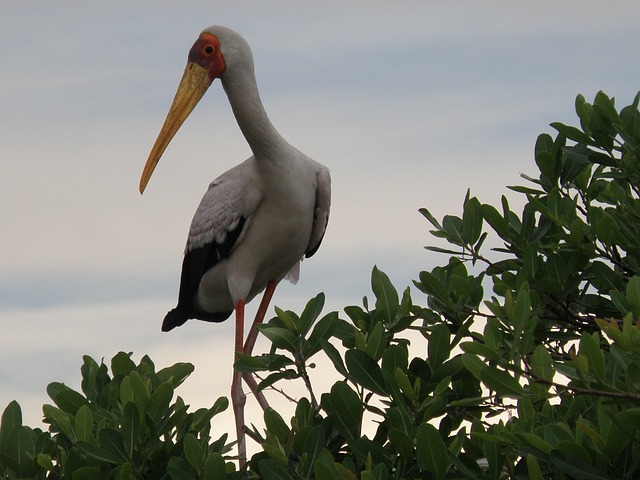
204 45 215 55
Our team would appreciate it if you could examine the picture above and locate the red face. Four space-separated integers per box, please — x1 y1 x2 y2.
188 33 226 82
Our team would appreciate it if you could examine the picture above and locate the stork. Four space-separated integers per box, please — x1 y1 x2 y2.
139 26 331 466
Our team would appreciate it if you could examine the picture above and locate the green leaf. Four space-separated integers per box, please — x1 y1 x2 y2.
530 345 554 382
301 425 325 476
575 93 592 127
295 398 313 430
1 425 37 474
80 355 109 403
576 421 607 454
203 452 226 480
121 402 139 457
550 122 594 146
0 400 22 450
233 352 268 372
461 352 484 381
381 344 408 376
526 454 545 480
75 404 94 444
145 382 174 424
296 293 325 337
462 194 483 245
364 321 386 361
534 133 560 189
43 404 74 438
320 339 348 378
265 445 289 467
416 270 449 302
258 459 291 480
157 362 195 389
549 449 610 480
420 207 443 229
443 214 466 246
183 433 204 473
482 203 512 241
428 323 451 370
305 311 338 358
482 433 504 479
608 408 640 458
561 145 591 185
47 383 87 416
371 266 399 322
480 367 524 398
258 325 298 352
579 332 605 379
416 423 448 479
126 370 149 411
389 428 413 459
72 467 105 480
594 90 620 125
211 396 229 417
264 408 290 445
115 463 134 480
519 432 552 454
625 276 640 317
76 440 123 464
384 368 412 433
483 318 503 352
313 455 338 479
274 306 297 331
326 381 362 440
98 428 128 463
258 370 299 392
459 341 501 362
345 349 386 395
111 352 136 377
394 368 414 401
512 286 531 355
167 457 197 480
119 375 135 407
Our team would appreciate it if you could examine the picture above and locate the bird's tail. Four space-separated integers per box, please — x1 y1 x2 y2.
161 306 233 332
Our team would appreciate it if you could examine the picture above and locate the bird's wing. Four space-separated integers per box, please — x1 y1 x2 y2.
305 165 331 258
163 161 262 330
187 169 256 254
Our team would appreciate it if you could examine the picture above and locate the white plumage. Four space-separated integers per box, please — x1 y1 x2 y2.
139 25 330 466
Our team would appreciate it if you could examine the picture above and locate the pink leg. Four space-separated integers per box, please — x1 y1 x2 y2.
242 281 277 411
243 280 278 355
231 300 247 467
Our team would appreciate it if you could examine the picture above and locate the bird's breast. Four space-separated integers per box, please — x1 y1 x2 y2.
197 165 317 311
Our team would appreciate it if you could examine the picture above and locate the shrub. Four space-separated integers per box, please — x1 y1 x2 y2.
2 90 640 479
0 353 232 479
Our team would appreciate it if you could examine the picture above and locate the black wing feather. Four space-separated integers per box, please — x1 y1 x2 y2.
161 216 247 331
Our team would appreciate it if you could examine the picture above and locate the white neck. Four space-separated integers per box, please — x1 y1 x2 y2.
221 68 287 158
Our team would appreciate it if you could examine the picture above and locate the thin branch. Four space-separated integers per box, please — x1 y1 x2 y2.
253 372 298 404
523 363 640 402
297 358 319 411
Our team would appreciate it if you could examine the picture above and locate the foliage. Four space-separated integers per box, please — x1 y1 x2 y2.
2 90 640 479
236 90 640 479
0 353 233 479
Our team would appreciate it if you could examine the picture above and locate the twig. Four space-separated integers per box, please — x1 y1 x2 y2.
523 362 640 401
296 355 319 411
253 373 298 403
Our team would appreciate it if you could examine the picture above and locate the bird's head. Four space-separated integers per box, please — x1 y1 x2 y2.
139 26 248 193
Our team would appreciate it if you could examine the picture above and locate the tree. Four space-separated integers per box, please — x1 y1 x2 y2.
2 90 640 479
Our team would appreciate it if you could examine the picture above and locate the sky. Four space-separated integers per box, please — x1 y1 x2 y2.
1 0 639 447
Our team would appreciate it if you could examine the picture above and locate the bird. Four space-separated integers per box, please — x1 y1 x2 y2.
139 25 331 467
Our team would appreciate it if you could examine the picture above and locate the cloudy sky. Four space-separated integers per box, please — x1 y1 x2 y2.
2 1 639 442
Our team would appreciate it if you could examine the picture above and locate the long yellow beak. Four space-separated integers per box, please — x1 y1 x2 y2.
139 62 212 193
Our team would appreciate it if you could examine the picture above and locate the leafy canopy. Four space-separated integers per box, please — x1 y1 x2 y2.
2 91 640 479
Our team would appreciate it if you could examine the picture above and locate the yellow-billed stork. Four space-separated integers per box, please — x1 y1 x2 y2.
139 25 331 466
